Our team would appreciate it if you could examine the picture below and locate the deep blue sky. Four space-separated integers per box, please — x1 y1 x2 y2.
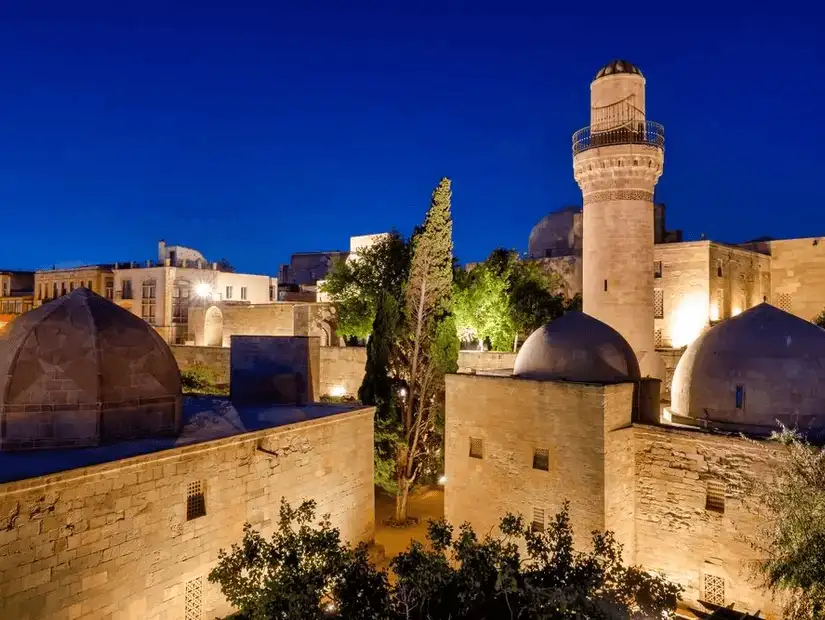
0 2 822 274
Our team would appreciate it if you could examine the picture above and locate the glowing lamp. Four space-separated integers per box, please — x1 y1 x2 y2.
438 475 447 485
195 283 212 298
329 385 346 398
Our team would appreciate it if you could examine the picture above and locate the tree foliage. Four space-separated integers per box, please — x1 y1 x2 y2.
746 427 825 619
209 499 681 620
814 309 825 329
395 177 459 521
320 232 410 340
216 258 236 273
453 249 579 351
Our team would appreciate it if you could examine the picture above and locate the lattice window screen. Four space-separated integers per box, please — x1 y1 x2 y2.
654 329 663 348
705 479 725 513
187 481 206 521
654 289 664 319
777 293 792 313
469 437 483 459
703 573 725 606
185 577 203 620
532 448 549 471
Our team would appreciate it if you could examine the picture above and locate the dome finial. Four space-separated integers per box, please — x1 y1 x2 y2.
595 60 644 80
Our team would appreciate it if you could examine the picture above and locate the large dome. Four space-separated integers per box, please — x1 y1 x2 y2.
670 303 825 433
0 288 182 450
513 311 640 383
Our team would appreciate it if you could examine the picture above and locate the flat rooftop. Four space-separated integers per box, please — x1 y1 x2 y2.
0 397 363 484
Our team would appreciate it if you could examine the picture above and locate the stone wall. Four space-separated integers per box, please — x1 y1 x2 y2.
708 243 771 320
0 408 375 620
230 336 320 404
657 347 685 400
653 241 710 348
170 345 231 384
456 351 517 374
633 424 781 617
444 373 634 552
319 347 367 398
766 237 825 322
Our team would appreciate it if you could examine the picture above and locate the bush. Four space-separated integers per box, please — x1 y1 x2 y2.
180 363 226 395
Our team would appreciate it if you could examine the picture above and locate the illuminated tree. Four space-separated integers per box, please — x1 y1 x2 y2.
746 427 825 619
321 232 409 341
210 500 682 619
453 264 515 351
395 177 459 522
814 309 825 329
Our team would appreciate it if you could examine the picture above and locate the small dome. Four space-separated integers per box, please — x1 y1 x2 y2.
670 303 825 433
0 288 182 450
595 60 643 80
527 206 582 259
513 311 640 383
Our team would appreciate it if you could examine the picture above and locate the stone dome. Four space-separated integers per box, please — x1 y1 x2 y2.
0 288 182 450
527 205 582 259
670 303 825 433
513 311 640 383
595 60 643 80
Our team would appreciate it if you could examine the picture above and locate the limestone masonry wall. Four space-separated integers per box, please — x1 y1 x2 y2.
456 351 517 374
171 345 230 384
653 242 709 349
319 347 367 397
445 374 631 550
0 408 375 620
767 237 825 321
633 424 781 617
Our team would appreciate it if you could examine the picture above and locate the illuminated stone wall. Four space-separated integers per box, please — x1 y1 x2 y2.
444 374 635 553
634 424 782 617
0 409 375 620
319 347 367 398
708 244 771 321
763 237 825 321
653 241 710 349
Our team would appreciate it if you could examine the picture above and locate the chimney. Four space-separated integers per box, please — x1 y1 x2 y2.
212 262 218 270
158 240 167 262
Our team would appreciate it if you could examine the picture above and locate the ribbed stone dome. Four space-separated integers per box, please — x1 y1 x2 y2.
595 60 643 80
513 311 640 383
670 303 825 433
0 288 182 450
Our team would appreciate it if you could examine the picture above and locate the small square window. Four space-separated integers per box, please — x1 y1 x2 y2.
531 507 545 532
703 573 725 606
187 481 206 520
654 261 663 278
706 479 725 514
532 448 549 471
469 437 483 459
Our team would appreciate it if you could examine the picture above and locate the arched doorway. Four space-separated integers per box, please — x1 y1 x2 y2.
203 305 224 347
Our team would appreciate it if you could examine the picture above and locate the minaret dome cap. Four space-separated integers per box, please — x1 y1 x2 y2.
594 60 644 80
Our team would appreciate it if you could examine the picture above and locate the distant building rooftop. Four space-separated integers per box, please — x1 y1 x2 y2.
0 397 363 484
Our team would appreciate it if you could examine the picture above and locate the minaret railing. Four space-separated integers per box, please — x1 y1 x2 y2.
572 121 664 155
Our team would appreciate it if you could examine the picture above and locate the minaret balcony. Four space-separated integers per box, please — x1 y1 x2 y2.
572 121 664 155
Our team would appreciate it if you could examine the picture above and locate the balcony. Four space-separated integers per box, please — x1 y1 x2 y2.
572 121 664 155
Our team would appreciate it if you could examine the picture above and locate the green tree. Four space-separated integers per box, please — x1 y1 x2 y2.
216 258 236 273
321 232 410 341
210 500 682 619
746 427 825 619
453 264 515 351
207 499 389 620
396 177 459 522
814 309 825 329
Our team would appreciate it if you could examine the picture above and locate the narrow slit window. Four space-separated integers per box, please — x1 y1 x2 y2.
604 279 608 292
654 261 663 278
532 448 549 471
187 481 206 520
705 479 725 514
735 385 745 410
531 507 545 532
469 437 483 459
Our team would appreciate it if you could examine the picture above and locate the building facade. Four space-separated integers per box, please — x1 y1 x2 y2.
0 270 35 328
0 291 375 619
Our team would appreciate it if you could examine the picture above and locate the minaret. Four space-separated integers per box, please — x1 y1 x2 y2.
573 60 664 378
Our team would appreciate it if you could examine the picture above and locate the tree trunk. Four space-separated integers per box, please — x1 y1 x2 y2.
513 332 518 353
395 478 411 523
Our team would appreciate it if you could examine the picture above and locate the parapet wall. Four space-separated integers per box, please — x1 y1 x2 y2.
0 408 375 619
172 346 519 398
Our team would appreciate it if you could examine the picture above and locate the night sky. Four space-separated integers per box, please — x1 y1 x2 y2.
0 2 822 274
